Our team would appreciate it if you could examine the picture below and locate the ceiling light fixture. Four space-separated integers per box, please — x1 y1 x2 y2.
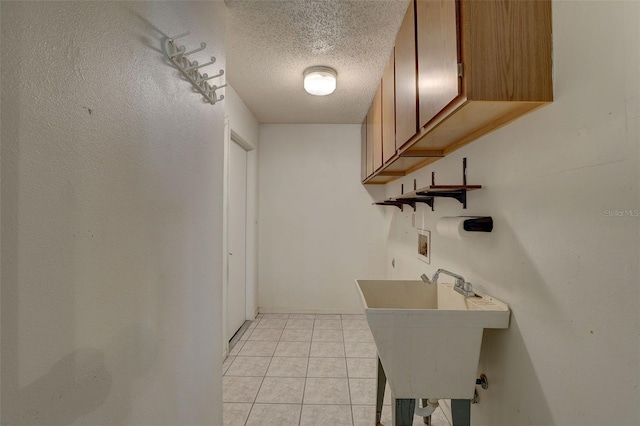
303 66 337 96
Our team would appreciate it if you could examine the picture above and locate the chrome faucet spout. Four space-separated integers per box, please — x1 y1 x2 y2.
422 269 476 297
434 269 465 287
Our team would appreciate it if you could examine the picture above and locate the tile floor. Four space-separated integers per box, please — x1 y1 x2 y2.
223 313 451 426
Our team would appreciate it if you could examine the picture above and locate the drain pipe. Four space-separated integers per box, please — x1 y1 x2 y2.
414 399 440 417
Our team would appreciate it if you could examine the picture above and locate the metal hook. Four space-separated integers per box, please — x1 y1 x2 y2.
182 42 206 57
184 61 199 72
197 70 224 84
168 31 190 42
194 57 216 71
204 83 227 94
169 45 186 60
209 93 224 105
162 33 225 106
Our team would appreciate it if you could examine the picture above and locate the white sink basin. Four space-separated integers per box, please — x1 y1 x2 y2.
355 279 510 399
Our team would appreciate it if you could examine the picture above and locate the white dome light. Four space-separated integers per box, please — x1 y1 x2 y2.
303 66 337 96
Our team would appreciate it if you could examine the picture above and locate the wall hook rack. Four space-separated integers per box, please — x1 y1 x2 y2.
162 32 226 105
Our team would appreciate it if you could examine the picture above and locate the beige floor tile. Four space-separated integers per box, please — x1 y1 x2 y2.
312 328 343 342
223 356 235 374
384 384 392 405
261 313 290 319
307 357 347 378
247 327 283 341
385 404 450 426
245 404 302 426
353 404 425 426
266 357 309 377
348 378 377 405
289 313 316 319
280 328 313 342
223 403 252 426
300 405 353 426
223 376 263 403
313 319 342 329
303 378 351 405
351 405 378 426
274 341 311 357
225 356 271 377
255 377 305 404
341 314 365 320
315 314 342 320
344 342 377 358
256 318 287 329
229 340 245 356
430 406 451 425
237 340 278 357
239 328 252 341
310 341 346 358
342 328 374 343
341 319 369 330
285 319 315 329
346 358 377 378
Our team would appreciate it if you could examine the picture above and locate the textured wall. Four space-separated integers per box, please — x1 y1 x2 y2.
383 1 639 424
1 2 226 424
258 125 388 313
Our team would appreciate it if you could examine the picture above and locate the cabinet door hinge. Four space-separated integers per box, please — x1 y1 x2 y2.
457 62 464 78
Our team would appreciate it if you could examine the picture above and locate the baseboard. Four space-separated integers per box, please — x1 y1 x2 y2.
258 307 365 315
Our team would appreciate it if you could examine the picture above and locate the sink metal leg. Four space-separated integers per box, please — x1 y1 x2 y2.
421 399 431 425
392 398 416 426
451 399 471 426
376 357 386 425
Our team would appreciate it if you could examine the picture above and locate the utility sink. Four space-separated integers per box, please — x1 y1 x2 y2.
355 279 510 400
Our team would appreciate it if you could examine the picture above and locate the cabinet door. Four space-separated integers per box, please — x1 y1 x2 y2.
416 0 460 128
366 85 382 174
361 118 368 181
381 50 396 164
394 0 417 149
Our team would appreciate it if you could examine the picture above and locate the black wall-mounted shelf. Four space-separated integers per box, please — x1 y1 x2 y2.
372 158 482 211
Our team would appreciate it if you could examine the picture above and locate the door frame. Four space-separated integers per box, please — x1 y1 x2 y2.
222 115 258 358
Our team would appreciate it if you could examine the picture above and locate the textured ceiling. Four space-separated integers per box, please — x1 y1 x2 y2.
225 0 410 124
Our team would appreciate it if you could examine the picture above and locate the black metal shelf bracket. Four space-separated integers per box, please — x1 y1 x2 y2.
416 189 467 208
374 199 416 211
372 159 481 212
403 196 434 210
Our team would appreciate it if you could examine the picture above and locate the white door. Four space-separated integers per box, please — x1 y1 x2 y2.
227 139 248 338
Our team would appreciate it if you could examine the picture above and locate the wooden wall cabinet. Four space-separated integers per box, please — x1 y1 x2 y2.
362 0 552 184
394 3 417 150
361 118 368 181
365 83 383 178
382 50 396 165
416 0 459 129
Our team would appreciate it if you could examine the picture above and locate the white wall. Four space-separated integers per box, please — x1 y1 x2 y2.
224 86 260 327
384 1 639 425
258 125 388 313
1 2 225 424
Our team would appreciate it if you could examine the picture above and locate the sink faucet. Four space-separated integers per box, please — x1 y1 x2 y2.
421 269 477 297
